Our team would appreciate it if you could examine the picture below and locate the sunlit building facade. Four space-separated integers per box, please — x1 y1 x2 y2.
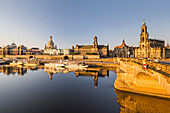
44 36 57 55
114 39 137 58
73 36 109 57
0 42 27 55
135 20 170 58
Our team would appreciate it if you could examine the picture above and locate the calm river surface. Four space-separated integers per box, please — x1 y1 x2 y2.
0 66 170 113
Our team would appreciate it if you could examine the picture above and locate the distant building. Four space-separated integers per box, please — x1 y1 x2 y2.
109 50 116 57
43 36 70 55
73 36 109 57
44 36 57 55
135 20 170 58
163 43 170 58
26 47 42 55
0 42 27 55
114 39 137 58
55 49 70 55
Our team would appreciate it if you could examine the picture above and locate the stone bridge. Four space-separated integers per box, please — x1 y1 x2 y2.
115 59 170 98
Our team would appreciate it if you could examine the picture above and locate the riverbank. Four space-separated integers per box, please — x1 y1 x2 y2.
1 56 170 99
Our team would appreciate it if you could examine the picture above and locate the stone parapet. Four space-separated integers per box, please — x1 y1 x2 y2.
115 59 170 98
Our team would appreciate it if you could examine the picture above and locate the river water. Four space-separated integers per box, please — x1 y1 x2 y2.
0 66 169 113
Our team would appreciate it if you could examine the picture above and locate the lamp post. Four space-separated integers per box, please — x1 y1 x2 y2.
128 51 130 58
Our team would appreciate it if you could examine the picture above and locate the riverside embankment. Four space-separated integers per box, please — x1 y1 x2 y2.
1 55 170 98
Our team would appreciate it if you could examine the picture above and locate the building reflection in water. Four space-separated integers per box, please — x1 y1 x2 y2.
0 66 27 76
0 66 41 76
44 67 109 88
75 69 109 88
0 65 109 88
115 89 170 113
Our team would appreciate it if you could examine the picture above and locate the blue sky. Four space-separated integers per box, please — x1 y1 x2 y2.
0 0 170 49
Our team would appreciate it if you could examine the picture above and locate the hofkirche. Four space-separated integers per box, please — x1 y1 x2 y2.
135 19 170 58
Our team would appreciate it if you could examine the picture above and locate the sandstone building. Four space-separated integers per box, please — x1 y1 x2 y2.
114 39 137 58
0 42 27 55
44 36 57 55
44 36 69 55
72 36 109 57
26 47 42 55
135 20 170 58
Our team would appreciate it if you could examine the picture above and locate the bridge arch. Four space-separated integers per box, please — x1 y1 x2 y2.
63 55 69 60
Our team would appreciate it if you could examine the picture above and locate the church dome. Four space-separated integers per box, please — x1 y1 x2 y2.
10 42 17 48
94 35 97 40
47 36 54 49
48 40 54 47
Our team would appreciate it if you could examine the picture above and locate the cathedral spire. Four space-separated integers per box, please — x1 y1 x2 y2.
93 35 98 48
143 19 145 25
122 38 125 44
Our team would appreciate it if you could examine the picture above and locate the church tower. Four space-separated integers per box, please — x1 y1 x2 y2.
140 19 149 42
139 19 149 58
93 35 98 48
122 38 125 44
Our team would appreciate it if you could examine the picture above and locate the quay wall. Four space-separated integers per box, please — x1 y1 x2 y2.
0 55 100 60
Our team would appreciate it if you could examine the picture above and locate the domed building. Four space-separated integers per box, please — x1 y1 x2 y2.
0 42 27 55
44 36 70 55
44 36 56 49
9 42 17 49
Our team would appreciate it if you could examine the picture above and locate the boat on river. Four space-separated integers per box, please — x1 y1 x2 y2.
10 61 23 65
45 63 65 68
0 60 6 64
24 61 39 66
64 61 88 69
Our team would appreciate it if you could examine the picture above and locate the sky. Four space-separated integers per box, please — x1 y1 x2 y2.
0 0 170 49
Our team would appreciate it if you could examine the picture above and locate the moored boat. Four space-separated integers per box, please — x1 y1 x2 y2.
24 61 39 66
45 63 65 68
65 61 88 69
0 60 6 64
10 61 23 65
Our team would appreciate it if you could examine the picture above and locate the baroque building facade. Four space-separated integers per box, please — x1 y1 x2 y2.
44 36 57 55
43 36 69 55
0 42 27 55
114 39 137 58
135 20 170 58
72 36 109 57
26 47 42 55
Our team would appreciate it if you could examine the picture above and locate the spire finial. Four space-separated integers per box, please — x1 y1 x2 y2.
122 38 125 43
143 19 145 25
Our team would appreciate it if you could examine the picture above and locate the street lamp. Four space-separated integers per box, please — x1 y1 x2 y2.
128 51 130 58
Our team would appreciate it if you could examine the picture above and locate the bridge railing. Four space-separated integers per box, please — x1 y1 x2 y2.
118 59 170 94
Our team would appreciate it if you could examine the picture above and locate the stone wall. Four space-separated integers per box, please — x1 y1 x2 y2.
115 60 170 98
0 55 100 60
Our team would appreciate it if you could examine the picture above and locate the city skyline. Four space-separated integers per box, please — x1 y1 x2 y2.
0 0 170 49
